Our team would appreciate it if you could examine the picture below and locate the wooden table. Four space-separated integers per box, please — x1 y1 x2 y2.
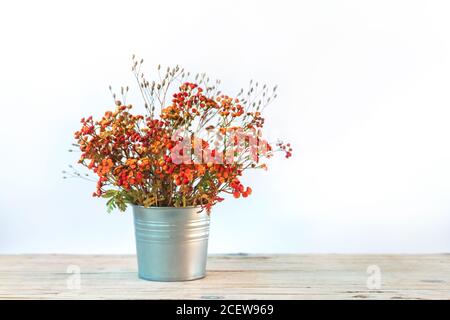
0 254 448 299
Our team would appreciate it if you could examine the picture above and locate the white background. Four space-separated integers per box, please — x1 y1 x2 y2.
1 0 449 254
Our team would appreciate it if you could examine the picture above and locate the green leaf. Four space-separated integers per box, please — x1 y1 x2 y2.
102 190 118 198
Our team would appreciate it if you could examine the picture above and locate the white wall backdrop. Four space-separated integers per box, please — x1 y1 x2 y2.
1 0 450 253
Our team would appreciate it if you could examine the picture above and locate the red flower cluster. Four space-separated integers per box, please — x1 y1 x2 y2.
73 62 291 213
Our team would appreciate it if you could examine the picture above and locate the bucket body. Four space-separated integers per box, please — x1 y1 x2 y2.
132 205 210 281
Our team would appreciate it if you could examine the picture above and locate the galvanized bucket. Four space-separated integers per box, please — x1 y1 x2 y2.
132 205 210 281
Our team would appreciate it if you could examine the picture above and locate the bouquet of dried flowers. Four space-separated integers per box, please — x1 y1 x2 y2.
67 56 292 213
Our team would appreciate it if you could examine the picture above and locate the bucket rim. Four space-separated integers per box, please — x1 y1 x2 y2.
131 204 202 210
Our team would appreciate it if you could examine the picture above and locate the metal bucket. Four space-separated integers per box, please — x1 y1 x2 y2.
132 205 210 281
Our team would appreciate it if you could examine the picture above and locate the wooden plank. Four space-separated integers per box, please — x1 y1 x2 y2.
0 254 449 299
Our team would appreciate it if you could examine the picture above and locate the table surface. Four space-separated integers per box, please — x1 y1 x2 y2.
0 254 449 299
